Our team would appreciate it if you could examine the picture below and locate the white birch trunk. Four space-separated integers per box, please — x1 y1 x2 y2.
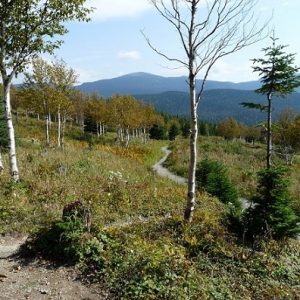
61 115 66 148
45 113 50 146
120 127 124 142
184 75 198 222
3 81 19 181
96 122 100 137
0 149 4 174
57 109 61 148
143 127 148 143
125 127 130 148
81 117 85 132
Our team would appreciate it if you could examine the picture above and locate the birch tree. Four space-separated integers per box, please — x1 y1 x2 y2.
146 0 268 222
0 0 91 181
48 59 77 148
23 58 53 146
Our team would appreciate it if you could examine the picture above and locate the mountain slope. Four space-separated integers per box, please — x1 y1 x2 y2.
135 90 300 124
77 72 261 97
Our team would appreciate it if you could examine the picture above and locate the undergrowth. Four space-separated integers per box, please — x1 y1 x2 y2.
22 204 300 299
2 117 300 299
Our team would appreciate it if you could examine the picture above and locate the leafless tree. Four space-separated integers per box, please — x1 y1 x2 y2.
145 0 269 222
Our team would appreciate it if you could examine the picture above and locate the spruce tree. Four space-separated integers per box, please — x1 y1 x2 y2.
242 35 300 168
168 123 180 141
243 166 300 240
196 159 241 212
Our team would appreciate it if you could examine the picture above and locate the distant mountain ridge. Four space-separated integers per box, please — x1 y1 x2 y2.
77 73 300 124
135 90 300 125
77 72 261 97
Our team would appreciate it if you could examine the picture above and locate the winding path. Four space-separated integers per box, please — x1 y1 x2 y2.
152 146 187 185
152 146 253 210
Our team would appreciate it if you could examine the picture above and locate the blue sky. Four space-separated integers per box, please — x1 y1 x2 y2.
37 0 300 84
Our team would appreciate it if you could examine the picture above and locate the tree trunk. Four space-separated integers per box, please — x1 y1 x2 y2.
3 80 19 181
184 74 198 222
267 93 272 169
61 115 66 148
81 117 85 132
0 149 4 174
120 127 124 142
143 127 147 143
57 109 61 148
45 113 50 146
125 127 129 148
96 122 100 137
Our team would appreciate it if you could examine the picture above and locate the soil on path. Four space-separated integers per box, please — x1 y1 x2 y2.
0 235 106 300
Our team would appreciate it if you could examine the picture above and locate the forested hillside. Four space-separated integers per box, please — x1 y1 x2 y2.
136 90 300 124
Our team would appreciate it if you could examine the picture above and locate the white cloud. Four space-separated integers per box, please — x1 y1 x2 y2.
206 59 257 82
118 50 141 60
74 67 103 84
87 0 151 21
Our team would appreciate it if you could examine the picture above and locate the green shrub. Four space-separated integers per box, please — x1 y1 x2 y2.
23 216 85 264
243 166 300 240
196 159 241 212
168 123 180 141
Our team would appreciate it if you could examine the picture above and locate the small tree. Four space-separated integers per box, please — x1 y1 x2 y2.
217 117 241 140
242 36 300 168
22 58 53 146
273 111 300 165
168 122 180 141
243 166 300 240
149 124 167 140
48 59 78 148
147 0 267 222
196 159 241 212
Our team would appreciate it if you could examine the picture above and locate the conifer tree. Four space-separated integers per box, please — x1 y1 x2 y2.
243 166 300 240
242 35 300 168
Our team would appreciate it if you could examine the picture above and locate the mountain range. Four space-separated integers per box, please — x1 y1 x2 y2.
77 72 300 125
77 72 261 97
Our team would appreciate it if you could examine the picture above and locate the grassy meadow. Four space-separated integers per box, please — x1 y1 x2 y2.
1 118 300 299
165 136 300 213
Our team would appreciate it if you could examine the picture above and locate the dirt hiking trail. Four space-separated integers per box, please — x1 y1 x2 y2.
0 235 105 300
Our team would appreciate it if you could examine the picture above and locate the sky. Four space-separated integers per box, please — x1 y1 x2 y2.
28 0 300 84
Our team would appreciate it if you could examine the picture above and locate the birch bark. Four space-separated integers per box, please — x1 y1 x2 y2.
3 80 19 181
0 149 4 174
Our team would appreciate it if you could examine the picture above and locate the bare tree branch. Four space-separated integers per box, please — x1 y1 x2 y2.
146 0 269 222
